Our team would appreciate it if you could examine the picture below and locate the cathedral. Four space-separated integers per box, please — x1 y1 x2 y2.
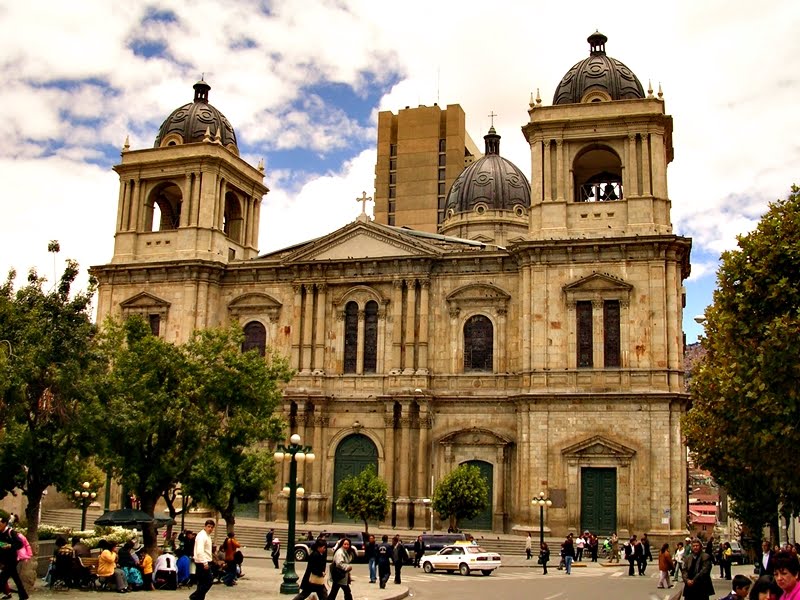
91 32 692 541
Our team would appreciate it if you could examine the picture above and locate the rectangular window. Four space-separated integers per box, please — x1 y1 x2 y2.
389 144 397 157
388 214 395 226
148 314 161 337
389 158 397 171
438 168 445 181
389 172 396 184
438 196 446 210
438 154 446 167
388 200 395 213
439 138 446 152
438 182 446 195
388 186 396 198
577 301 593 368
604 300 621 367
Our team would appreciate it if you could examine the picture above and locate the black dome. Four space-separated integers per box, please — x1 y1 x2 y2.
154 80 238 149
445 127 530 215
553 32 644 105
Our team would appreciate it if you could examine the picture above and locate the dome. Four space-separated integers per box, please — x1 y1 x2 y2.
444 127 530 216
553 32 644 105
154 80 238 150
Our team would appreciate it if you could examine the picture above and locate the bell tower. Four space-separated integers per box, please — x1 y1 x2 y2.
111 80 268 265
522 32 673 240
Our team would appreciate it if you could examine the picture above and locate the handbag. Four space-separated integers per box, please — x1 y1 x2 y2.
309 572 326 585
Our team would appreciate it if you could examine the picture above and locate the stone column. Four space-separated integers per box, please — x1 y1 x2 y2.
313 284 326 374
413 407 431 528
449 305 460 373
592 299 603 369
381 410 396 527
116 181 127 232
218 179 227 232
396 403 412 528
543 141 552 201
555 140 564 201
531 140 543 202
650 133 667 199
356 309 365 375
180 174 192 228
521 264 532 376
300 284 314 374
130 179 141 231
625 134 637 197
191 172 202 227
290 284 303 370
403 280 417 374
390 280 403 373
416 279 429 374
494 445 506 531
640 133 651 197
496 307 507 373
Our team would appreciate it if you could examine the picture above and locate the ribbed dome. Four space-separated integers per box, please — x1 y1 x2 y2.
553 32 644 105
154 80 238 149
445 127 530 216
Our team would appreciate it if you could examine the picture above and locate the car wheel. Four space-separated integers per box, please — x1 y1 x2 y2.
423 562 434 573
481 569 492 576
294 548 308 562
459 563 470 576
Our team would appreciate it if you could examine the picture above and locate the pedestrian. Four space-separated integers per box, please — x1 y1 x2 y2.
222 532 240 586
721 542 733 580
413 535 425 568
291 539 328 600
681 537 715 600
0 514 29 600
377 535 392 589
625 535 637 576
271 539 280 570
757 540 776 577
718 574 752 599
657 543 674 589
328 538 354 600
562 534 575 575
773 551 800 600
264 528 274 551
539 542 550 575
589 534 599 562
525 533 532 560
364 534 377 584
609 532 620 563
673 542 685 583
640 533 652 576
189 520 216 600
392 535 408 584
575 533 585 562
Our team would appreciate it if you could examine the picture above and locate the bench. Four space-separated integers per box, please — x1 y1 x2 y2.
78 557 100 589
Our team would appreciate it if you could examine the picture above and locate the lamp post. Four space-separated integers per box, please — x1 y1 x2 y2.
532 491 552 549
73 481 97 531
274 434 315 595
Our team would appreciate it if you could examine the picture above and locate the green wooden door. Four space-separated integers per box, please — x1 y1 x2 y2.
459 460 493 531
580 467 616 535
332 434 378 523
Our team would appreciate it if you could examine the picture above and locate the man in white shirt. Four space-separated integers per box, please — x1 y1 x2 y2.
190 520 215 600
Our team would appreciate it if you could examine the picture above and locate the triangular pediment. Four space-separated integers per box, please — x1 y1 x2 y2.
119 291 170 309
563 272 632 293
561 435 636 459
228 293 282 318
283 221 442 263
440 427 513 447
447 283 511 303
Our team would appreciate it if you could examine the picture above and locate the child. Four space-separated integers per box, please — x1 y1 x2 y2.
719 574 751 599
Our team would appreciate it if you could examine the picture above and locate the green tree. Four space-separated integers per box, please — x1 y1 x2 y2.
335 465 389 533
431 464 489 530
684 185 800 538
0 258 104 551
96 318 291 550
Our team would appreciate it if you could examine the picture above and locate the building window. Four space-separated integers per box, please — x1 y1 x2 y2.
242 321 266 356
439 138 446 152
577 301 593 368
389 158 396 171
604 300 621 367
389 172 396 184
389 186 396 198
438 168 445 181
438 154 446 167
464 315 493 372
363 301 378 373
388 214 395 226
438 197 446 210
390 144 397 157
388 200 396 213
343 302 358 373
148 314 161 337
438 182 446 195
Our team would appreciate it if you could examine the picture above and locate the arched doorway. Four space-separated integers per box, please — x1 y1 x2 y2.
332 434 378 523
459 460 493 531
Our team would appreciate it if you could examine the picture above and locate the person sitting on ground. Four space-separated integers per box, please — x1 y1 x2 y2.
118 541 143 590
97 540 129 593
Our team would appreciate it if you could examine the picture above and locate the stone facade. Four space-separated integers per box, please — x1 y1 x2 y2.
91 34 691 541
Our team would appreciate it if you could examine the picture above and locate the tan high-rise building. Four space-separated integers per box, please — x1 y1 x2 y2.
92 32 692 542
373 104 480 231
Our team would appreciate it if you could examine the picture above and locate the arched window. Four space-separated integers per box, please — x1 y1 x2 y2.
363 300 378 373
145 182 183 231
343 302 358 373
241 321 266 356
464 315 493 372
573 147 623 202
223 191 243 242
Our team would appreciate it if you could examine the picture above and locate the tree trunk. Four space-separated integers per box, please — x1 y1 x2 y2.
139 495 160 555
22 488 44 593
221 509 235 534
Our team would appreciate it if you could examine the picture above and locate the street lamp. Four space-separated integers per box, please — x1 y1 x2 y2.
532 491 552 548
73 481 97 531
274 433 315 595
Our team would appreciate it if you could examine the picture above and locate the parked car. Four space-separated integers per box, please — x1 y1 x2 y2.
294 531 367 562
420 544 501 576
403 532 469 564
728 540 747 564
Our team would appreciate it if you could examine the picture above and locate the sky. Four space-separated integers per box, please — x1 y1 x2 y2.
0 0 798 344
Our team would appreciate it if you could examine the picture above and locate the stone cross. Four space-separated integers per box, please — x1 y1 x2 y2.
356 191 373 216
488 111 498 127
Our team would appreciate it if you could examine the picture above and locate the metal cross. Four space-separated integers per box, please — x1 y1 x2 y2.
488 111 498 127
356 191 373 215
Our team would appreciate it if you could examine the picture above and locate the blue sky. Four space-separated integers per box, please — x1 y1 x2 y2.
1 0 798 344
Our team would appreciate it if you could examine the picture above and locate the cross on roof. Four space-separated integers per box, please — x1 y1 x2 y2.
488 111 498 127
356 191 373 216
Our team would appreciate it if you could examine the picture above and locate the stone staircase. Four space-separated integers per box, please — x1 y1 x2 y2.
41 509 534 556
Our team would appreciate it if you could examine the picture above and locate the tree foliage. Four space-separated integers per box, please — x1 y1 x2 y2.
431 464 489 529
335 464 388 533
684 185 800 536
0 257 104 551
95 317 292 550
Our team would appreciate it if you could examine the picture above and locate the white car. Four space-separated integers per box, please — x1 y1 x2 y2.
420 544 502 576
